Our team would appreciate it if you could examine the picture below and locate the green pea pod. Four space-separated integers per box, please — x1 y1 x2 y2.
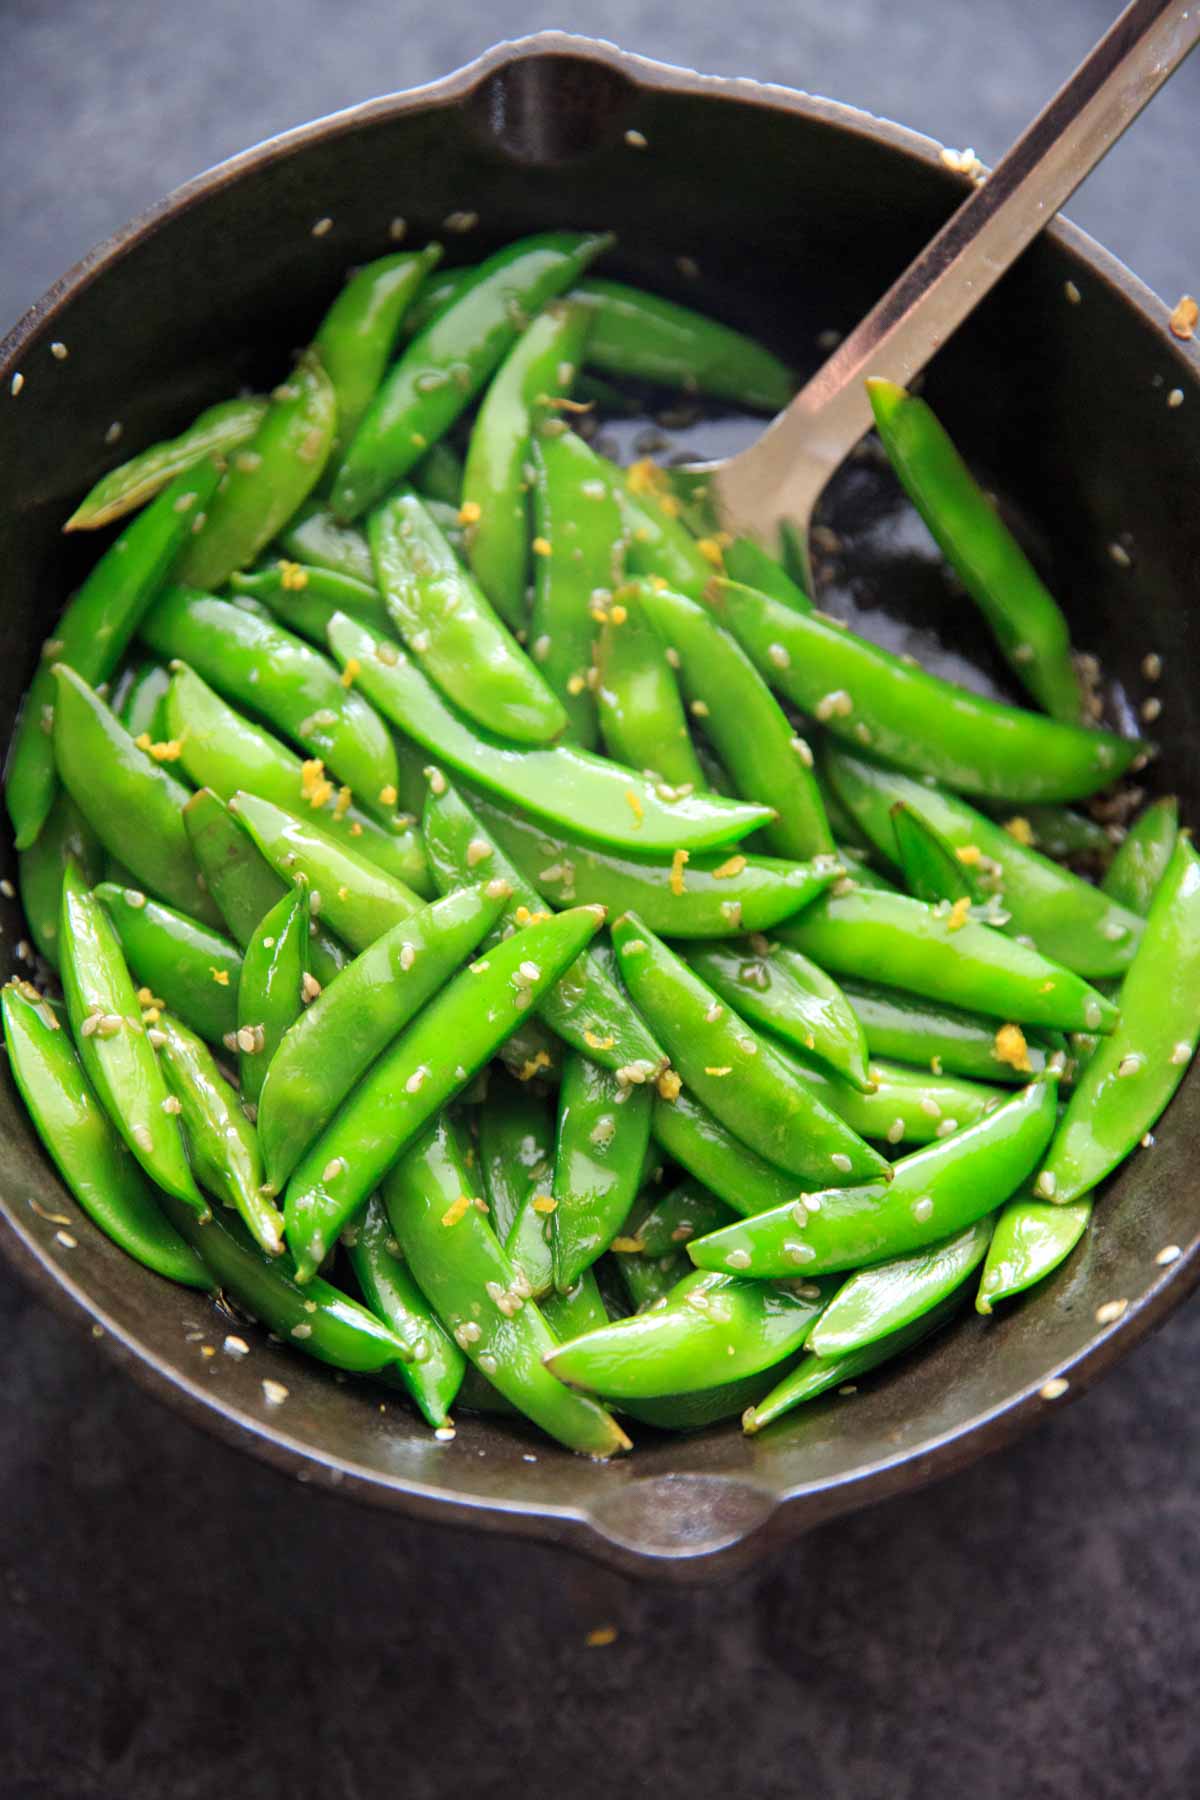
51 666 221 928
544 1268 835 1399
412 439 465 507
181 788 345 985
328 611 771 853
313 247 443 458
743 1289 965 1434
161 1192 409 1373
616 1237 691 1312
623 1176 736 1257
237 888 308 1111
257 884 504 1192
839 978 1057 1086
465 791 841 938
867 378 1081 722
141 588 399 813
528 427 624 744
722 536 811 611
652 1089 799 1216
284 903 605 1278
688 1078 1056 1277
461 299 591 629
1101 796 1178 915
823 746 1142 978
810 1214 994 1356
174 353 336 590
18 791 103 968
614 461 716 600
153 1011 283 1255
345 1193 465 1427
8 458 223 851
116 660 172 741
420 778 661 1077
504 1182 556 1300
975 1196 1092 1312
65 396 268 533
480 1073 556 1243
2 981 207 1285
332 232 614 519
401 267 475 336
95 883 240 1044
231 791 421 954
276 501 375 584
621 1362 801 1432
682 938 871 1091
551 1052 654 1292
890 802 979 906
637 581 833 859
58 862 204 1209
369 487 566 744
1005 804 1112 862
1034 835 1200 1206
163 664 428 892
383 1115 629 1455
595 592 704 789
775 1045 1005 1146
230 562 388 644
779 888 1117 1034
611 913 889 1185
571 277 794 410
709 578 1138 803
541 1268 610 1340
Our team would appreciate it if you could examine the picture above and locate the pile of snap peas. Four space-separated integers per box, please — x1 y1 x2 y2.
7 228 1197 1459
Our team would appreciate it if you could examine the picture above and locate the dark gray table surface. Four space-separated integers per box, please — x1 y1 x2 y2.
2 4 1198 1796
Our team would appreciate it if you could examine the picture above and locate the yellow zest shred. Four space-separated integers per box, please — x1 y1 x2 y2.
333 785 352 821
441 1195 471 1228
657 1068 682 1102
670 848 689 896
712 855 746 880
532 1194 557 1215
704 1066 733 1077
518 1050 552 1081
584 1030 616 1051
955 844 982 865
378 784 398 806
531 536 552 557
994 1023 1033 1072
1003 816 1034 846
627 459 667 497
946 897 972 931
696 537 725 570
210 968 230 986
458 499 482 524
625 790 644 823
278 560 309 591
340 657 361 689
610 1237 644 1255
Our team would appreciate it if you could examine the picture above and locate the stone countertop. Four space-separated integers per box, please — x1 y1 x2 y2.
2 5 1198 1796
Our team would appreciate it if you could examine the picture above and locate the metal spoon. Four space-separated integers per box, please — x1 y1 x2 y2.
701 0 1200 579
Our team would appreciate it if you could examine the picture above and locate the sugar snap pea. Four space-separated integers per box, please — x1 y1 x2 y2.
95 883 240 1044
621 1363 801 1432
551 1052 654 1292
652 1088 799 1216
345 1192 465 1426
257 884 504 1192
59 862 204 1210
237 888 308 1111
181 788 345 985
276 501 374 585
461 300 591 628
504 1181 556 1301
838 978 1056 1085
890 801 979 906
637 581 833 860
541 1269 610 1340
383 1115 629 1455
464 790 839 937
743 1290 965 1434
778 887 1117 1034
682 938 871 1091
709 579 1138 803
544 1269 835 1399
479 1073 555 1242
528 426 624 744
1101 796 1178 915
412 439 465 507
52 666 221 928
141 588 399 812
595 592 704 789
65 395 267 533
722 536 811 611
611 913 889 1184
116 660 172 742
328 612 770 852
688 1078 1055 1277
163 664 428 891
284 904 605 1278
614 458 716 600
823 746 1142 977
1004 805 1112 862
18 791 102 968
175 353 336 590
314 247 443 460
231 791 421 954
2 981 207 1285
331 232 613 520
867 378 1081 722
572 277 794 410
975 1197 1092 1313
154 1011 283 1255
230 561 387 644
8 458 223 851
810 1214 994 1356
777 1046 1005 1145
369 487 566 743
620 1176 736 1258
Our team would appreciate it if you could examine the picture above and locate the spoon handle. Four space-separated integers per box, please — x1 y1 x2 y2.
715 0 1200 544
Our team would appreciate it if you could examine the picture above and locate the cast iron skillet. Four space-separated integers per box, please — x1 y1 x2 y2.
1 33 1198 1582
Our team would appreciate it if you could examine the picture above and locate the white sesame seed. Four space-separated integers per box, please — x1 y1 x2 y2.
1167 388 1184 408
291 1322 313 1339
404 1066 428 1093
1141 696 1162 723
223 1334 250 1358
399 943 416 972
1084 1002 1103 1029
10 372 24 396
262 1379 289 1404
726 1248 751 1270
664 647 681 669
311 216 334 237
466 837 492 868
1116 1054 1144 1078
831 1153 852 1173
935 1118 959 1138
161 1095 182 1115
50 341 68 361
887 1118 905 1144
132 1124 153 1152
0 880 13 899
1034 1170 1057 1199
444 210 479 232
388 217 407 241
912 1197 934 1223
1171 1040 1191 1065
767 643 791 670
1040 1377 1069 1400
919 1096 941 1119
54 1229 77 1249
323 1157 346 1182
1108 541 1132 568
624 129 648 149
1142 651 1162 680
786 1241 816 1264
1156 1244 1182 1266
1095 1298 1128 1326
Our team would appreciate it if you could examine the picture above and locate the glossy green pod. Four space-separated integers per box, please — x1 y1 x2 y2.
276 501 374 584
651 1088 800 1217
18 791 103 969
1101 796 1179 915
682 938 871 1091
230 562 388 645
778 1047 1006 1146
810 1214 994 1355
594 591 704 790
313 247 443 458
551 1052 654 1292
479 1073 556 1243
839 978 1057 1086
975 1196 1092 1312
237 887 309 1110
346 1192 465 1426
65 396 267 532
572 277 794 410
95 883 240 1044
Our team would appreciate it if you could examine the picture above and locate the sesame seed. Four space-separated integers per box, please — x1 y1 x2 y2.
767 642 791 670
1108 541 1132 568
887 1118 905 1144
223 1334 250 1358
311 216 334 237
919 1096 941 1119
262 1379 289 1404
1167 387 1184 408
787 1240 816 1264
404 1066 428 1093
725 1248 751 1270
1141 696 1162 723
815 689 853 721
444 210 479 232
1170 1041 1191 1065
54 1229 77 1249
291 1323 313 1340
301 972 322 1003
50 341 69 362
1156 1244 1182 1266
10 372 24 396
1034 1170 1057 1199
831 1153 852 1172
1064 280 1082 304
936 1118 959 1138
912 1197 934 1223
624 128 648 148
1142 651 1163 680
1095 1298 1128 1325
161 1095 183 1115
1116 1054 1144 1078
1040 1377 1069 1400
